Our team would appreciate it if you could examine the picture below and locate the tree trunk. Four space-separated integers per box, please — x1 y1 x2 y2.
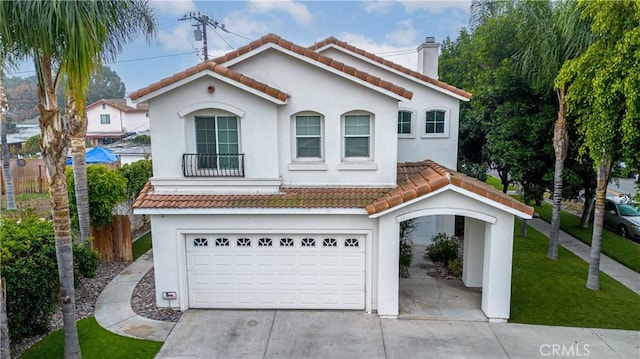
586 158 611 291
499 167 509 194
36 56 81 358
548 87 569 260
0 76 16 211
1 278 10 359
67 94 91 246
580 192 595 229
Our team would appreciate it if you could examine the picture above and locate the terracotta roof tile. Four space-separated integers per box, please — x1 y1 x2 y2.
211 33 413 100
309 37 472 100
86 99 148 113
129 61 290 102
133 160 533 218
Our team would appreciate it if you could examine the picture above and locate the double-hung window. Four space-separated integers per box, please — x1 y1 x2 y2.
100 114 111 125
344 114 371 158
425 110 446 135
295 115 322 158
195 116 239 169
398 111 412 136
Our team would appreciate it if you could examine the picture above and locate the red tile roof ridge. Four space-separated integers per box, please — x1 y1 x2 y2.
129 61 290 102
211 33 413 100
309 37 472 100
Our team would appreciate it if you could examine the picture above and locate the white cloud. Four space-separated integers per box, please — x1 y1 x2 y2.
362 1 397 15
385 19 418 46
399 0 471 14
247 0 313 26
158 23 195 51
149 0 197 15
222 11 270 40
338 32 418 71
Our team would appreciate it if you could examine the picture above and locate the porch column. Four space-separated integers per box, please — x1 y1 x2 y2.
462 217 484 287
481 214 515 322
377 215 400 317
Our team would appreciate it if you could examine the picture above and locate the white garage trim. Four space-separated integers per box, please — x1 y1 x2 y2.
175 229 373 312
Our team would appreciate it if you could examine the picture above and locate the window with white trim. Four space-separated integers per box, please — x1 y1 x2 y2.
295 115 322 159
100 114 111 125
195 115 239 169
344 114 371 158
424 110 447 135
397 111 412 136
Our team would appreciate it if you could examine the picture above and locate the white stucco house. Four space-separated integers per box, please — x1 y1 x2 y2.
131 34 533 321
85 98 149 146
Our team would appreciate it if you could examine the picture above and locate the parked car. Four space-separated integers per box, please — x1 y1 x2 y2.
604 196 640 241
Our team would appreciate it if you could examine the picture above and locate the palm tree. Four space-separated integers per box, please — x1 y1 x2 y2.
65 1 155 246
511 0 592 259
1 74 16 211
0 1 155 356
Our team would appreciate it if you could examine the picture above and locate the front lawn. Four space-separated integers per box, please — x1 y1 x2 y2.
132 232 152 260
20 317 163 359
510 221 640 330
532 201 640 273
486 175 516 192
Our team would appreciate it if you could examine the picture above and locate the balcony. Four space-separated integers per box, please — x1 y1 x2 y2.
182 153 245 177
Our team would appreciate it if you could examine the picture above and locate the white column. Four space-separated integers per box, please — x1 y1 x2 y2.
377 215 400 317
481 215 515 322
462 217 484 287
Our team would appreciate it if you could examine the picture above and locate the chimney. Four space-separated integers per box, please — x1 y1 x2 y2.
417 36 440 79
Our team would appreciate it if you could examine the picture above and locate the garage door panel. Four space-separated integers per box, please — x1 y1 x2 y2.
187 234 365 309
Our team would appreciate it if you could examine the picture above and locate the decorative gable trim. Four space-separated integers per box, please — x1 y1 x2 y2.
309 37 472 101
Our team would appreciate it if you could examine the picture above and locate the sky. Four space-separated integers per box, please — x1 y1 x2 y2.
8 0 472 97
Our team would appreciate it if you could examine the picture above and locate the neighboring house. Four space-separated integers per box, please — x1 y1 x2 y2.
131 34 533 321
85 98 149 146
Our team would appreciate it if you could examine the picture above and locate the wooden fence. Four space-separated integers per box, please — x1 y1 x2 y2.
92 215 133 262
0 158 49 195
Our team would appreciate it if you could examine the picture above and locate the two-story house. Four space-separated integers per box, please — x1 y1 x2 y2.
131 34 533 321
85 98 149 146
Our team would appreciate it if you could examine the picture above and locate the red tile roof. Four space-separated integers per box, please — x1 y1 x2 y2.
365 160 533 216
86 99 148 112
133 160 533 217
308 37 472 100
211 33 413 100
129 61 290 102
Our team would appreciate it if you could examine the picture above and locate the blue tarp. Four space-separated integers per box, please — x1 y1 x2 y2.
66 146 120 165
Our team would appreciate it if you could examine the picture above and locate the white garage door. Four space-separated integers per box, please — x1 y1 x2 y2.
186 234 365 309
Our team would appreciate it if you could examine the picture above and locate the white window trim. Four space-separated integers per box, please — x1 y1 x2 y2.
397 108 415 138
341 111 374 163
422 107 450 138
185 109 243 155
100 114 111 125
291 112 325 164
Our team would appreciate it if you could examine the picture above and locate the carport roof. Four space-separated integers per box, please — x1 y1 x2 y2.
133 160 533 217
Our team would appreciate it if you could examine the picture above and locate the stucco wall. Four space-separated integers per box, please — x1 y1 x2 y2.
317 47 461 169
87 105 125 133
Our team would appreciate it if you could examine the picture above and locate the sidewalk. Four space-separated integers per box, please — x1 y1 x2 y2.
94 251 176 342
527 218 640 295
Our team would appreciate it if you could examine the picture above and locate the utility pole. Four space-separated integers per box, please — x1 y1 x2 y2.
178 12 228 61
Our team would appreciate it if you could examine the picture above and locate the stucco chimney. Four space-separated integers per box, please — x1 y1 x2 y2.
417 36 440 79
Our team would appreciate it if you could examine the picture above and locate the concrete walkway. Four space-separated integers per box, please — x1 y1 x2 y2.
527 218 640 295
94 251 175 342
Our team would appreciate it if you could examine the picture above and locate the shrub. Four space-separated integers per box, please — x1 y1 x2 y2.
447 258 463 277
399 238 413 269
1 215 99 340
425 233 459 264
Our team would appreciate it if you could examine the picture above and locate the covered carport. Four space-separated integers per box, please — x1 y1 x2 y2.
367 161 533 321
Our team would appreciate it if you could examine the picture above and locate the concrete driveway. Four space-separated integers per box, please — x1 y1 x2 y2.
156 310 639 358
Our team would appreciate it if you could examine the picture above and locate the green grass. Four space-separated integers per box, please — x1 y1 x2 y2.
132 232 152 260
20 317 163 359
486 176 516 192
532 201 640 273
15 193 50 202
510 221 640 330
